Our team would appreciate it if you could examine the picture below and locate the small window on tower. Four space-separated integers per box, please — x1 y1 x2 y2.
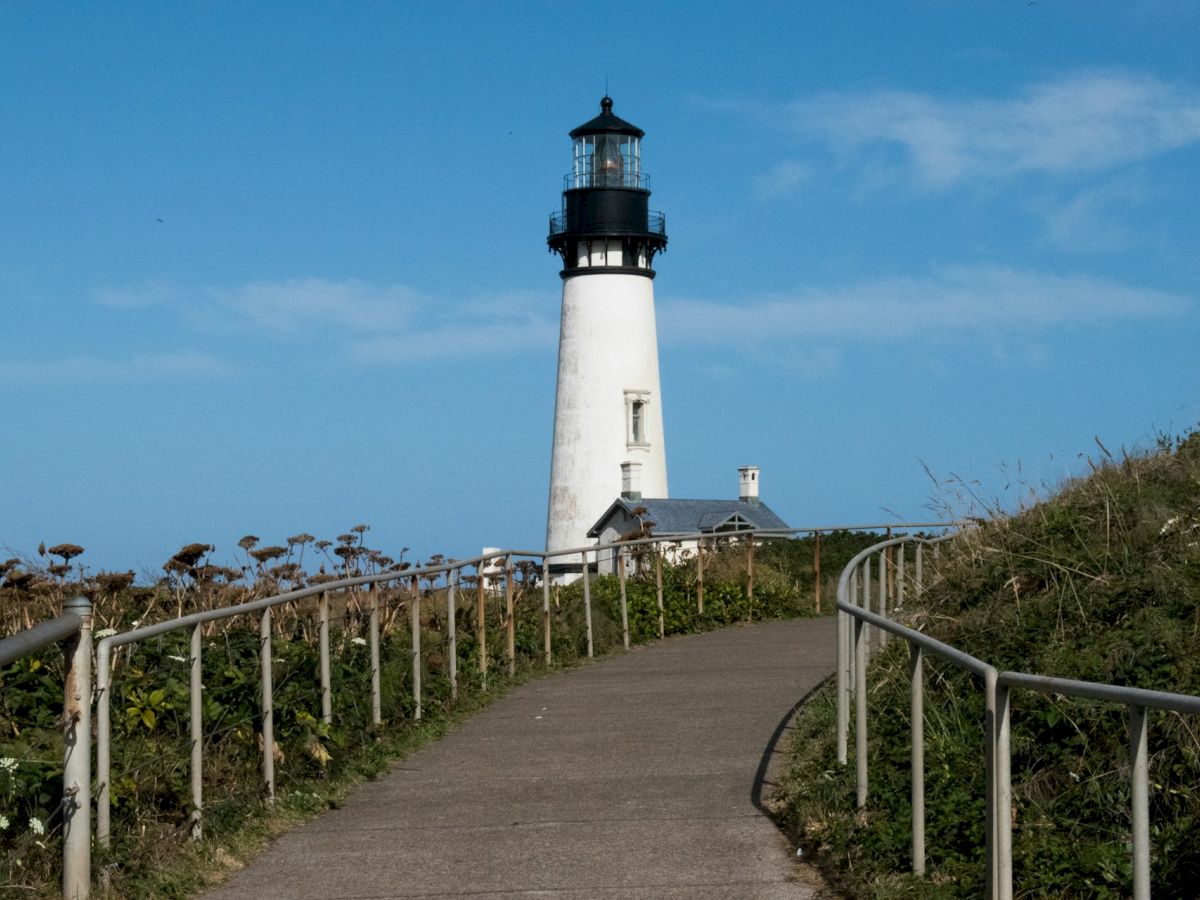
625 389 651 449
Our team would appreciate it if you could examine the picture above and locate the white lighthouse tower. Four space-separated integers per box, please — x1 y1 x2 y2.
545 97 670 558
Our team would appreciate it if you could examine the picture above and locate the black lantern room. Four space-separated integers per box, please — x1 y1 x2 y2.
548 97 668 278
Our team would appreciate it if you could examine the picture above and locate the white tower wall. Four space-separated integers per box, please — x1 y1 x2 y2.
546 272 668 552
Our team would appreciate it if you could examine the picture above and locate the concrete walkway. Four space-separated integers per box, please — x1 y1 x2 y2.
203 617 835 899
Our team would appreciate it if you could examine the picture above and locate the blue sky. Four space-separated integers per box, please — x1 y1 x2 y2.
2 2 1197 575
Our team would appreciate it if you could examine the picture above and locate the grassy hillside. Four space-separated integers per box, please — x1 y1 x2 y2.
778 430 1200 897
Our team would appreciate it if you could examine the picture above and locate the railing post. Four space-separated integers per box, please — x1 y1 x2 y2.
855 614 868 809
813 531 822 614
910 643 925 877
505 559 516 677
318 591 331 725
836 599 848 765
448 568 458 698
1130 704 1151 900
369 583 381 725
61 596 92 900
189 623 203 840
745 535 755 612
411 577 422 720
476 563 487 685
896 542 906 611
915 542 924 597
996 682 1013 900
260 607 275 805
542 559 552 665
581 550 593 658
985 667 997 898
617 546 630 650
696 538 705 615
862 554 872 658
95 640 112 849
878 550 888 648
655 543 665 639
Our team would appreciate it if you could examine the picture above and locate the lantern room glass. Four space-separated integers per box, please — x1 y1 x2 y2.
572 134 641 188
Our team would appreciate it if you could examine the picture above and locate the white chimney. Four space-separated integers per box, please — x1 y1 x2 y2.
621 461 643 501
738 465 760 504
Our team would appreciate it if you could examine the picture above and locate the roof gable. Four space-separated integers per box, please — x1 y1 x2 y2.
587 497 790 538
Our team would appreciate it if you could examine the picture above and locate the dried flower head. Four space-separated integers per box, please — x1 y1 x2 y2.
250 546 287 564
238 535 260 551
48 543 85 563
287 533 315 547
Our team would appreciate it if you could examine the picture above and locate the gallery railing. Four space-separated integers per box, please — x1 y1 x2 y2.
835 533 1200 900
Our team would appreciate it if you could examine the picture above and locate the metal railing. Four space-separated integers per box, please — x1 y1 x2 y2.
0 596 92 900
563 170 650 191
548 210 666 237
5 519 955 897
835 533 1200 900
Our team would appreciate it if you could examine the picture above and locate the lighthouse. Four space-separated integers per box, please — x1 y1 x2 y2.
545 96 670 557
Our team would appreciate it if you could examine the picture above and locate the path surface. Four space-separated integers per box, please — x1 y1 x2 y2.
203 617 835 899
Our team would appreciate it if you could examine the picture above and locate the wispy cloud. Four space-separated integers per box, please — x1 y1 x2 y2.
660 266 1189 346
776 71 1200 188
0 350 228 381
92 279 558 365
753 160 812 199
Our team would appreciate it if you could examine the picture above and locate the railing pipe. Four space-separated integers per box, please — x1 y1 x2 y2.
617 546 630 650
655 546 665 639
896 542 906 611
448 568 458 698
318 591 331 724
476 565 487 684
189 623 203 840
996 682 1013 900
96 640 112 848
61 596 92 900
910 643 925 877
1130 704 1150 900
854 615 868 808
505 559 516 677
877 550 887 648
369 583 381 725
542 559 551 665
259 607 275 805
581 550 593 658
411 577 422 720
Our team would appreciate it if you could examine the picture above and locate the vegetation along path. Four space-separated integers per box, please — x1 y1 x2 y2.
202 616 834 899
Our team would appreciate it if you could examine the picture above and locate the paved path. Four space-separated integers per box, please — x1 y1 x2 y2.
203 617 835 899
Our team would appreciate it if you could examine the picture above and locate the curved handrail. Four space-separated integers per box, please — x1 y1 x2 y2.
833 531 1198 900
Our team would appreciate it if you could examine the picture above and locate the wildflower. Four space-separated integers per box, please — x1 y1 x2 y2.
130 620 141 628
351 637 367 646
1160 516 1182 535
0 757 17 774
0 815 8 830
93 628 116 639
29 817 44 836
167 654 188 663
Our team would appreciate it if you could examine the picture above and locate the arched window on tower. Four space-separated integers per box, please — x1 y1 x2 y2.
625 389 651 449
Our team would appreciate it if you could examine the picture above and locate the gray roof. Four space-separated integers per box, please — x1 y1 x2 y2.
587 498 790 538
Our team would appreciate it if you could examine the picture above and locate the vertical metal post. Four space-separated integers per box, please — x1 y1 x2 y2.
62 596 92 900
1130 704 1151 900
862 554 872 658
696 539 705 615
984 668 997 899
448 569 458 698
996 683 1013 900
897 542 906 611
477 563 487 684
836 603 848 765
505 559 515 677
910 643 925 876
581 550 593 658
878 550 888 647
655 544 664 639
915 543 924 597
617 546 630 650
260 607 275 805
411 577 422 720
369 583 381 725
854 615 868 809
813 531 822 614
318 590 331 725
745 536 755 611
96 641 112 848
542 559 552 665
189 623 203 840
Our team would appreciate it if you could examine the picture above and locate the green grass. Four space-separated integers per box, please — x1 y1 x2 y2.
777 429 1200 897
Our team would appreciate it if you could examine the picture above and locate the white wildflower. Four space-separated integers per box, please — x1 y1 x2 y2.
1160 516 1181 536
29 816 44 836
351 637 367 646
167 654 188 663
130 620 141 628
0 758 17 774
93 628 117 639
0 815 8 829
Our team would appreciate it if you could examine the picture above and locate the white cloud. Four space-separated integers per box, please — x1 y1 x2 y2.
754 161 812 199
659 266 1189 346
782 71 1200 188
0 350 228 381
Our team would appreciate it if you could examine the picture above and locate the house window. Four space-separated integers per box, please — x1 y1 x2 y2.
624 389 651 449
